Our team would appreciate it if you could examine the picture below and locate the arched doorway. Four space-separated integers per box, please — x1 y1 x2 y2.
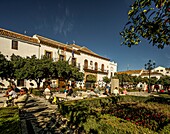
95 62 98 71
84 59 88 69
85 74 97 89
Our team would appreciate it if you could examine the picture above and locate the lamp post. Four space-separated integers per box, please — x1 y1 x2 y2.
145 60 155 93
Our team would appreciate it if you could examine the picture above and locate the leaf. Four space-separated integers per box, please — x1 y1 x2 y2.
124 21 132 28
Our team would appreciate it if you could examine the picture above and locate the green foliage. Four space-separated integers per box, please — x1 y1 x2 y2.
103 76 111 84
31 89 43 96
83 115 157 134
114 73 162 87
10 54 26 81
107 103 170 131
0 53 84 89
0 107 21 134
0 53 10 80
14 55 55 88
120 0 170 48
159 124 170 134
56 60 84 83
149 77 158 85
86 74 96 83
58 95 170 133
114 74 139 86
157 75 170 86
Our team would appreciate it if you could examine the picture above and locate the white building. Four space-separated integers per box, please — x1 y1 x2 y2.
0 28 117 89
152 66 170 76
116 66 170 80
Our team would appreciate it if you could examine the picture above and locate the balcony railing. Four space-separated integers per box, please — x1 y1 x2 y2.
83 66 108 74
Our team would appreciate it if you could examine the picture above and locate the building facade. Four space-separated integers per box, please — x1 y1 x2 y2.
116 66 170 79
0 28 117 88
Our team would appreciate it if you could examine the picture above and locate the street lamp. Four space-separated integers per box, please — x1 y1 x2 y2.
145 60 156 93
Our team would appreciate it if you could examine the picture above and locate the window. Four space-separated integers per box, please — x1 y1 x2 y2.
101 64 104 72
12 40 18 50
45 51 52 58
84 59 88 69
160 70 163 72
59 55 65 61
95 62 98 71
111 72 113 77
78 63 80 69
17 79 24 86
90 61 93 65
72 58 76 66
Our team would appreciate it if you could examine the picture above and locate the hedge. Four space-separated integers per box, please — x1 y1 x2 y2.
0 107 21 134
58 95 170 133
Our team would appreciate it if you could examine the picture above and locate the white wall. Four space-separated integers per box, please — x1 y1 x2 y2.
0 37 39 59
152 66 170 76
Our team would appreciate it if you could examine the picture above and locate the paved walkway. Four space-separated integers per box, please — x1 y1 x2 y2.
126 91 151 97
20 95 72 134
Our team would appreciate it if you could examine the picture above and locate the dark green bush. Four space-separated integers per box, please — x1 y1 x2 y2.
59 95 170 133
0 107 21 134
82 115 157 134
31 89 43 96
159 124 170 134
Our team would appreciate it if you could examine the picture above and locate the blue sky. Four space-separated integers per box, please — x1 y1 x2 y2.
0 0 169 71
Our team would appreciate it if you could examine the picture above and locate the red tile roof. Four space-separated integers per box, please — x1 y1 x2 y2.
0 28 39 44
116 70 142 75
69 44 110 61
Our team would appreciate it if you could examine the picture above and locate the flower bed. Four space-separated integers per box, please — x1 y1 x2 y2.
59 95 170 133
107 103 170 131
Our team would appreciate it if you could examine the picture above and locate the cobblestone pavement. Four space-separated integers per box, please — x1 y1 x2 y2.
20 95 72 134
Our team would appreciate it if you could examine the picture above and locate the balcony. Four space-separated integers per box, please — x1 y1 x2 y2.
83 66 108 74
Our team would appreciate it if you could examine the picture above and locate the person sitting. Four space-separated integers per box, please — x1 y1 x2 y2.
123 89 127 95
64 85 69 94
113 87 119 96
66 86 73 96
14 87 29 109
89 89 98 97
12 83 20 93
103 85 110 96
43 85 52 100
94 85 100 95
3 86 17 107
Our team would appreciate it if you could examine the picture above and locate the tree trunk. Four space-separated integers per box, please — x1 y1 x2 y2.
35 79 41 89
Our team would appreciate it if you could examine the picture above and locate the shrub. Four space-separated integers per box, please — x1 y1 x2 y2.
31 89 43 96
82 115 157 134
159 124 170 134
0 107 21 134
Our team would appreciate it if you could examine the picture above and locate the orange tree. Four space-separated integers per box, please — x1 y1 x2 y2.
120 0 169 48
0 53 10 80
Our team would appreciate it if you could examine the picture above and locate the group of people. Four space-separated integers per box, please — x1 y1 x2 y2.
3 84 29 109
64 85 73 96
103 85 127 96
90 84 127 97
43 84 74 103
